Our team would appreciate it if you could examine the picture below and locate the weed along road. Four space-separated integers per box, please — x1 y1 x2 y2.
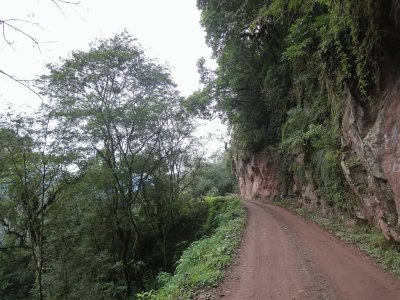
216 201 400 300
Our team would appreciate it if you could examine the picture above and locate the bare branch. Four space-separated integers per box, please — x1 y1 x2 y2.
0 18 41 51
51 0 80 17
0 0 80 94
0 69 43 101
2 20 15 49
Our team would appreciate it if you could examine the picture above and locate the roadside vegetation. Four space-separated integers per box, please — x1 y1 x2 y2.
137 196 246 300
274 199 400 277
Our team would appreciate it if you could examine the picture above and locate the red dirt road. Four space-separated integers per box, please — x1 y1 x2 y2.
216 201 400 300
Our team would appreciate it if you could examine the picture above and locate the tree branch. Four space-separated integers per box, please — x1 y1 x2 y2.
0 0 80 95
51 0 81 17
0 18 41 50
0 69 43 101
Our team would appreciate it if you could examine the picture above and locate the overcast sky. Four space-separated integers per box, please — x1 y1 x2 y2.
0 0 225 154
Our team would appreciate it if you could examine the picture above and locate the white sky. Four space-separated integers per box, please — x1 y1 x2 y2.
0 0 226 155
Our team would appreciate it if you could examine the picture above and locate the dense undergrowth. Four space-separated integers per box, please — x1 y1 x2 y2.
136 196 246 300
274 199 400 277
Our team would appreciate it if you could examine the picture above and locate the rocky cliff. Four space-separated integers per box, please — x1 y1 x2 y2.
238 154 280 202
341 78 400 241
239 77 400 241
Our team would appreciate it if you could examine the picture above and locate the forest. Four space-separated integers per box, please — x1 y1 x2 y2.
2 0 400 299
0 31 239 299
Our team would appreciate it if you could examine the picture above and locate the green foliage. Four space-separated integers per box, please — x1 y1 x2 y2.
190 156 235 198
182 89 214 119
138 196 246 300
196 0 291 153
200 196 225 235
280 106 348 207
280 108 309 152
313 150 348 208
0 249 34 300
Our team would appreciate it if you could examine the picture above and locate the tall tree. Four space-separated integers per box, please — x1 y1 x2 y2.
38 31 196 297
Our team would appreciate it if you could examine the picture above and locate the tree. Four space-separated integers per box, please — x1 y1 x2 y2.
38 31 198 297
195 0 292 154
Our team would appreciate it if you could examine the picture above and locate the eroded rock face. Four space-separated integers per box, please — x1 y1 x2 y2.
341 80 400 241
238 154 280 201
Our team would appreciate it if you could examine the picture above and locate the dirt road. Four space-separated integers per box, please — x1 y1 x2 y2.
216 201 400 300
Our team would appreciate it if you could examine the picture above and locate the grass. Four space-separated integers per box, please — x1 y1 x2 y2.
136 195 246 300
273 198 400 277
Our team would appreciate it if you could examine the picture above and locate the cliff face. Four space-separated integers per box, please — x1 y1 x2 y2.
238 154 280 202
239 77 400 241
341 78 400 241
